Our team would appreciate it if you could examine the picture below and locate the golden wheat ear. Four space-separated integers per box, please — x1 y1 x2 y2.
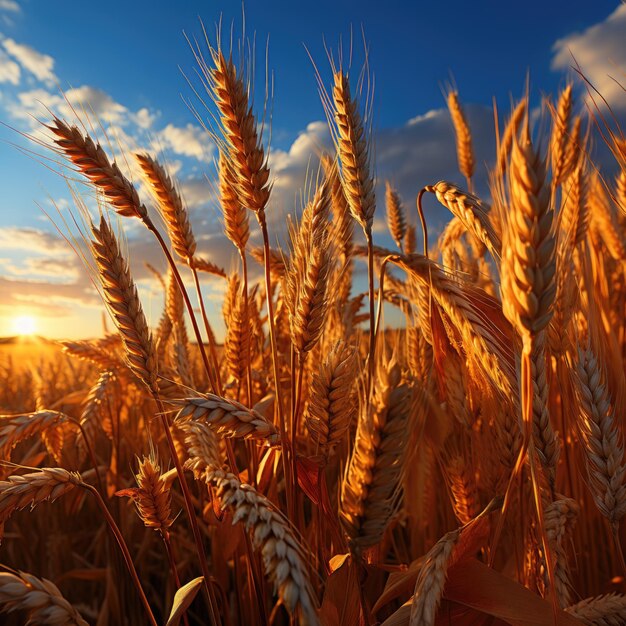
0 570 89 626
208 469 320 626
48 117 148 221
550 84 573 188
90 216 159 394
117 456 174 532
209 51 271 215
565 593 626 624
135 152 197 262
332 71 376 235
0 468 82 528
447 89 475 190
340 359 414 549
174 393 280 444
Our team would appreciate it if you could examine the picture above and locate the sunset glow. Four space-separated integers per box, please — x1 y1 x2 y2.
11 315 37 336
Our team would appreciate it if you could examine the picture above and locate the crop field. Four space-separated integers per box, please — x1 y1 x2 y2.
1 8 626 626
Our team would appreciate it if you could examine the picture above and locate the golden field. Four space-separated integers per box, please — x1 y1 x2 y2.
1 23 626 626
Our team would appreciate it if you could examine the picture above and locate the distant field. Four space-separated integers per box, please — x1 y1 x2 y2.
0 337 64 370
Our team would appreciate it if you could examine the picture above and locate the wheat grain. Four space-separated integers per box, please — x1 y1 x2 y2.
0 468 82 526
447 90 475 186
49 117 148 221
208 469 320 626
340 360 413 548
91 216 159 393
566 594 626 625
332 71 375 234
0 570 88 626
135 152 197 261
174 394 280 444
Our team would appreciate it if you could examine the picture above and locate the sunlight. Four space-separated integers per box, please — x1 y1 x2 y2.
12 315 37 336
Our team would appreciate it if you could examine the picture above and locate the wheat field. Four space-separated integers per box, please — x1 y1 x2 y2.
1 20 626 626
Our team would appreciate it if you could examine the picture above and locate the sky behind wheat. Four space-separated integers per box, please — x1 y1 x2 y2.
0 0 625 339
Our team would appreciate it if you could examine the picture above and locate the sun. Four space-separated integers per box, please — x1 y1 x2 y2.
12 315 37 337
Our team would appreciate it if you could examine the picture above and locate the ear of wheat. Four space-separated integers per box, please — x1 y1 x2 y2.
90 216 159 394
340 360 413 548
48 117 148 221
174 394 280 444
0 570 89 626
0 468 82 527
447 90 475 187
208 469 320 626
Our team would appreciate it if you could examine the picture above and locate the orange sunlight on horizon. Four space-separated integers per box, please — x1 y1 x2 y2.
1 309 105 340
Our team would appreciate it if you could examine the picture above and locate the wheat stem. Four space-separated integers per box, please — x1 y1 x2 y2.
82 482 158 626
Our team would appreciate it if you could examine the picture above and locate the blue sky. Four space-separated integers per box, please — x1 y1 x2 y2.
0 0 625 338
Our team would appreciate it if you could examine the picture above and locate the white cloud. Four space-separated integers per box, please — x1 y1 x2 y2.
0 227 69 254
0 1 20 12
179 175 214 208
552 5 626 109
134 107 157 129
9 85 132 129
64 85 128 124
157 123 215 162
0 48 19 84
2 37 56 84
264 104 495 238
0 255 79 281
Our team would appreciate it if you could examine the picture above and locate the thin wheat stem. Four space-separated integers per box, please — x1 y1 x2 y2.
258 211 294 518
612 524 626 579
162 531 191 626
365 228 376 392
82 482 159 626
417 188 429 257
146 219 218 393
191 265 223 392
154 395 221 625
69 417 103 494
241 252 253 409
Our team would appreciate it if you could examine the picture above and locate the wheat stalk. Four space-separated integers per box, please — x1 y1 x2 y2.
209 51 270 215
284 178 332 357
409 526 460 626
305 341 358 457
219 150 250 253
60 335 122 369
332 71 375 234
425 180 501 257
0 411 67 458
544 496 578 607
340 360 413 548
497 99 526 173
550 85 573 187
501 126 556 343
182 421 224 478
223 273 252 385
385 182 407 250
573 343 626 525
118 456 173 531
